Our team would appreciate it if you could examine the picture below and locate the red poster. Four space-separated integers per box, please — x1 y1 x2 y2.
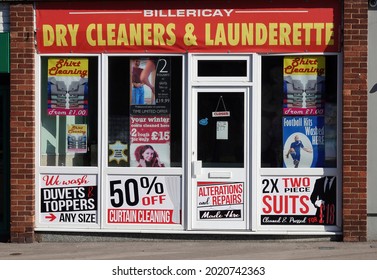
36 1 340 53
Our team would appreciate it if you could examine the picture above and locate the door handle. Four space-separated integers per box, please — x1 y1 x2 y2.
209 172 232 178
192 161 202 177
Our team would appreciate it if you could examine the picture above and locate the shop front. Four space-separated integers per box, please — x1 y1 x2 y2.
34 0 342 237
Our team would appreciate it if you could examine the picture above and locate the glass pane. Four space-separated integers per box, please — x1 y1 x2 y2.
0 74 9 231
261 55 338 168
197 91 244 167
198 60 247 77
0 86 4 225
108 56 182 167
40 57 98 166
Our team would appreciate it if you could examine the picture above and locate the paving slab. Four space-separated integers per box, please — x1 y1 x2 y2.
1 240 377 260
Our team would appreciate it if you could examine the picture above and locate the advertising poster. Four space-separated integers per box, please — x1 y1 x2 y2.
197 182 244 221
260 176 337 226
47 58 89 116
67 124 87 153
40 174 97 224
108 141 128 164
283 116 325 168
107 175 181 224
108 116 130 166
283 56 326 116
36 1 341 54
130 57 171 167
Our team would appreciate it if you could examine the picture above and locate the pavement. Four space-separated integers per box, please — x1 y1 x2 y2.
1 238 377 260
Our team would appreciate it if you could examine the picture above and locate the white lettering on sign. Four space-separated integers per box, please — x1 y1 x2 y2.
108 209 173 224
144 9 234 18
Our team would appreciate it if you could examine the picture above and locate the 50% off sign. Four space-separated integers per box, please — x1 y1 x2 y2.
109 176 166 208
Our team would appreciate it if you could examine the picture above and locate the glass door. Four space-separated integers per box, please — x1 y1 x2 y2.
191 87 249 230
0 81 10 241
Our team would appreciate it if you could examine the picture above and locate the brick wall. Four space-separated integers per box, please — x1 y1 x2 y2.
342 0 368 241
9 3 35 243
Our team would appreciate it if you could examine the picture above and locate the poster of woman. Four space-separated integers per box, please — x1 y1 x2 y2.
129 57 172 167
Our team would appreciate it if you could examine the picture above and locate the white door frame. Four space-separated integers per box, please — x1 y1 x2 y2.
186 53 257 231
190 86 250 230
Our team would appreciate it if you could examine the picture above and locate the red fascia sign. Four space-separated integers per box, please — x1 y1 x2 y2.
36 1 341 54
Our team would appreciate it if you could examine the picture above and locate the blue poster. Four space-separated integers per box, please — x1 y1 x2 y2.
283 116 325 168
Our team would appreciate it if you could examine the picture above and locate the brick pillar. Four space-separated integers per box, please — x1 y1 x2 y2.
9 3 35 243
342 0 368 241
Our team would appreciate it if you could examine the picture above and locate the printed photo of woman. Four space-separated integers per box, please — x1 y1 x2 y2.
134 144 165 167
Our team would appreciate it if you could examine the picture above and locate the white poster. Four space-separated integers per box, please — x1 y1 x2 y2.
107 175 181 225
39 174 97 225
260 176 337 226
197 181 244 221
216 121 228 140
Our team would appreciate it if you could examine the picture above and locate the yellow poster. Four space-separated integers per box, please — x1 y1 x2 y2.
283 56 326 116
47 58 89 116
67 124 87 153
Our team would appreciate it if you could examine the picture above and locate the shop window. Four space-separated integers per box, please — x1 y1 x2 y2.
261 55 338 168
193 55 251 82
40 57 98 167
197 91 245 168
198 60 247 77
108 56 182 167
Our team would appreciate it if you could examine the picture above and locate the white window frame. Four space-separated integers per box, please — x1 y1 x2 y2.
101 54 186 231
191 54 252 85
35 54 102 231
255 53 343 233
34 52 342 235
187 53 257 231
